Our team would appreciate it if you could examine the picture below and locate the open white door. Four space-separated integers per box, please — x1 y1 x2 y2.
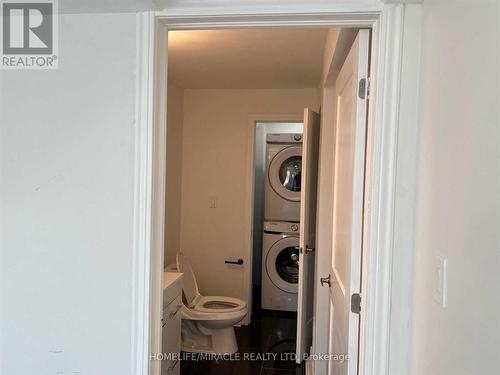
296 108 321 363
327 30 370 375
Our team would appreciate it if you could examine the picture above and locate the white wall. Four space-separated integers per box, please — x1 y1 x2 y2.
0 13 137 374
177 89 319 300
164 83 184 267
411 1 500 374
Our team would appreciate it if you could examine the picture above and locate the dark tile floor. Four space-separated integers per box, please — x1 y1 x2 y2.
180 288 305 375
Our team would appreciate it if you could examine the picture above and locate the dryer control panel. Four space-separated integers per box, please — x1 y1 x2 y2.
264 221 300 234
266 133 303 144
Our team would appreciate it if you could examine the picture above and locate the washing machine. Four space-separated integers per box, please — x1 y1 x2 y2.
261 221 300 311
265 133 303 222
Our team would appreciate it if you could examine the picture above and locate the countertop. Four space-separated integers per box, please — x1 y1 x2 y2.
163 271 183 291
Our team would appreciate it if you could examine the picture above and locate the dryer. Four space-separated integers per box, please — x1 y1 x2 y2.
265 133 303 222
261 221 299 311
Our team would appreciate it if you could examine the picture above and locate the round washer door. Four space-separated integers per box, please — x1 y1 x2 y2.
268 145 302 202
266 236 299 294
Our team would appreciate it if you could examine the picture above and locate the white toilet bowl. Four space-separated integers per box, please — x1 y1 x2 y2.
176 252 248 354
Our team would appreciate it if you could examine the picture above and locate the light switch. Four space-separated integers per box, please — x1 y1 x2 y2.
209 196 217 208
433 254 448 308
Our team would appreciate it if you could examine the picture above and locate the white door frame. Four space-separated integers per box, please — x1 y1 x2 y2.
133 2 422 374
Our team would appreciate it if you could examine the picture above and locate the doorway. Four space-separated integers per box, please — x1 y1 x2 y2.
163 28 325 374
252 121 303 316
161 25 370 374
137 6 421 375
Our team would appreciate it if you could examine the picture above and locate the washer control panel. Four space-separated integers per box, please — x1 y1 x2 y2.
264 221 300 234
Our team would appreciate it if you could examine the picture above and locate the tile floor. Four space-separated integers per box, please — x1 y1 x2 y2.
180 288 305 375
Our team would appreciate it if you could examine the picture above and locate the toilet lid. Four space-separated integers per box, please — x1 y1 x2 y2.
176 252 200 308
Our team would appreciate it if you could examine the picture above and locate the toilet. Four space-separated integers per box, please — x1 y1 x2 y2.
175 252 248 354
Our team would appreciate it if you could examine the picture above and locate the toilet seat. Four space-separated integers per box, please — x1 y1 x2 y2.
182 298 247 321
176 252 247 319
194 296 246 314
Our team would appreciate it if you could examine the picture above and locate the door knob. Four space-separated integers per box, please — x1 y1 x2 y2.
305 246 315 254
320 274 331 287
296 246 315 254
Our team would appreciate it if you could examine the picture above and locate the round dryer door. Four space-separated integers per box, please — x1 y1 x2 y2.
268 145 302 202
266 236 299 294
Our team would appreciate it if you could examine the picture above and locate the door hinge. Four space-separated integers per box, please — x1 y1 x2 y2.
351 293 361 314
358 78 370 99
320 274 331 287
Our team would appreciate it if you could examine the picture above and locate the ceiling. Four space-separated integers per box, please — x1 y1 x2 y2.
168 28 329 89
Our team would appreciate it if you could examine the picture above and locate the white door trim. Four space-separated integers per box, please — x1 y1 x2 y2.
133 3 422 374
131 11 155 375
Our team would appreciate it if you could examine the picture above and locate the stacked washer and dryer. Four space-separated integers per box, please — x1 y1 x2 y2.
261 133 302 312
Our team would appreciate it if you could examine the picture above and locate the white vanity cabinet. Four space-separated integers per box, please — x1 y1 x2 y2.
161 272 183 375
